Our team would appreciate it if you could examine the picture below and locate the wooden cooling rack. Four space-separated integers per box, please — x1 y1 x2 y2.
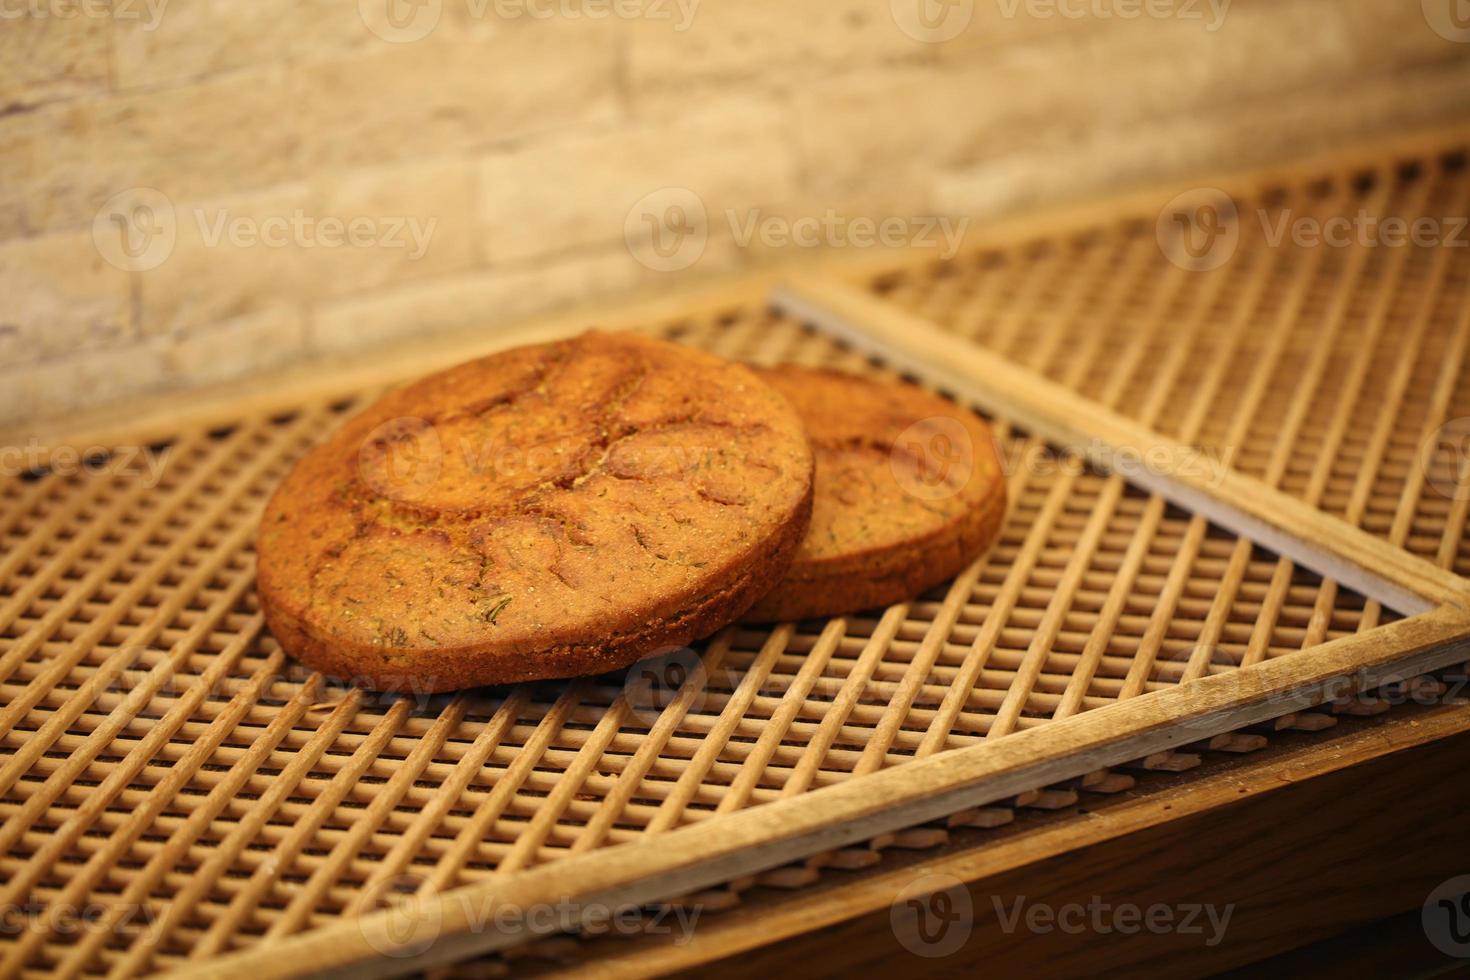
4 127 1470 979
434 127 1470 976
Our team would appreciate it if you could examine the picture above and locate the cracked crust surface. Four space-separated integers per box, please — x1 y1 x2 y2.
256 331 813 691
742 366 1006 623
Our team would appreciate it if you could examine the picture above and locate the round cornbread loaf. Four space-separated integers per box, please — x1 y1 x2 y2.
742 365 1005 623
256 331 814 691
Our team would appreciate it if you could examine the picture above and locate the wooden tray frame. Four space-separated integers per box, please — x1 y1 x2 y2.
182 303 1470 980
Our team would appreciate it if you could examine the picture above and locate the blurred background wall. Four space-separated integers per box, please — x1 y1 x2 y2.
3 0 1469 425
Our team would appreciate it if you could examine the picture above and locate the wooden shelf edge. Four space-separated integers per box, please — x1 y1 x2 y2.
531 696 1470 980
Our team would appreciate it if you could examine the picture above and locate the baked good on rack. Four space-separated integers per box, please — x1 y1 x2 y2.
741 365 1005 622
256 331 814 691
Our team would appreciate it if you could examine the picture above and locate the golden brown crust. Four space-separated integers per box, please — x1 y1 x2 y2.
742 365 1006 623
256 331 813 691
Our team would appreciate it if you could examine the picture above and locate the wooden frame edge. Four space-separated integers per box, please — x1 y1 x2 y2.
538 699 1470 980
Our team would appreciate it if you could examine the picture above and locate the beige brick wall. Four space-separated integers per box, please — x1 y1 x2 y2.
2 0 1468 424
